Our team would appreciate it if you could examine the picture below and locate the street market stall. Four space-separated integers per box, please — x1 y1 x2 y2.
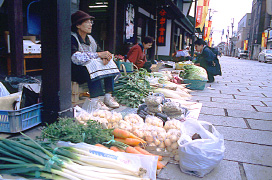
0 62 225 179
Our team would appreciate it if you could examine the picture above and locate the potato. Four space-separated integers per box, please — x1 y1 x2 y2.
174 154 179 161
158 142 166 149
166 146 173 152
172 149 179 155
170 135 178 143
164 139 172 147
170 142 178 150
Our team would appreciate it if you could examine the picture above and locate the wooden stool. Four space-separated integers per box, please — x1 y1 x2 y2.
71 82 89 104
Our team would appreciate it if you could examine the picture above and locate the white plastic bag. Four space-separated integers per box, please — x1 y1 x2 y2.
178 120 225 177
0 82 10 97
57 141 158 180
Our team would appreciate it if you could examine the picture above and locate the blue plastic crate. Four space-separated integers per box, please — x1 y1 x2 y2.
183 79 207 90
0 103 42 133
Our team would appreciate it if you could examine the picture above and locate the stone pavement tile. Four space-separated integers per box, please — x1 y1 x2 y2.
212 97 265 106
0 133 11 139
234 95 271 101
215 126 272 145
157 160 241 180
190 91 222 96
190 93 234 99
200 101 256 111
243 163 272 180
227 109 272 120
261 101 272 106
200 107 226 116
246 119 272 131
198 114 247 128
262 92 272 98
237 87 265 91
253 106 272 113
220 90 266 97
224 140 272 167
191 96 211 102
0 125 42 139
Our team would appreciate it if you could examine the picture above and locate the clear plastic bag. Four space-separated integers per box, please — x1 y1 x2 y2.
145 94 164 106
123 113 144 124
146 104 163 113
144 125 167 149
74 106 108 128
178 120 225 177
164 119 183 131
131 123 146 139
164 129 182 161
145 115 164 128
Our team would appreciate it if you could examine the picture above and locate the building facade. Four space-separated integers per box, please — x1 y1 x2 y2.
248 0 271 60
236 13 251 56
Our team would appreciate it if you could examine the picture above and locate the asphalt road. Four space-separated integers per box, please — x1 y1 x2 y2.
158 56 272 180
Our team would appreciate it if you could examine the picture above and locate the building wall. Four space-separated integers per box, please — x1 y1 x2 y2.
158 19 172 56
236 13 251 51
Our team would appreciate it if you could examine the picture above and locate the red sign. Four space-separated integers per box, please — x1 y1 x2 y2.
157 9 167 46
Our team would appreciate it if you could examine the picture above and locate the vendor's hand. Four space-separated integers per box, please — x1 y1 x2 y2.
98 51 112 61
195 63 200 66
102 58 109 65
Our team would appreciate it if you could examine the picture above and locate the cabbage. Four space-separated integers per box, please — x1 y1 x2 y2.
180 65 208 81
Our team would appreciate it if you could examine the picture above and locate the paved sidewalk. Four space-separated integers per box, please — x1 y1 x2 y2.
157 56 272 180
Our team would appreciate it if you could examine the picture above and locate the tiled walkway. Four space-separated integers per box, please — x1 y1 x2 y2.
157 56 272 180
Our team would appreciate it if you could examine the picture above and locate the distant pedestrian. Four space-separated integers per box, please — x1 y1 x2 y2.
194 39 222 83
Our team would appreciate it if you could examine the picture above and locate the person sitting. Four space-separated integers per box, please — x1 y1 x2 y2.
71 10 120 109
126 36 154 72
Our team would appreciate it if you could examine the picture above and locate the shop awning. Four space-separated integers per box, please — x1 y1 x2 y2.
163 0 194 34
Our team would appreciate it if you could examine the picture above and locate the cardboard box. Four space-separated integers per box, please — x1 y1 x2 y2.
23 36 36 43
23 40 41 54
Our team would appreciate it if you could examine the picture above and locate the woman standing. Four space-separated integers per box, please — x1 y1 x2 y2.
71 10 120 109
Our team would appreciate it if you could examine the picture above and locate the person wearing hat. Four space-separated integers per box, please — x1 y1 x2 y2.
71 10 120 109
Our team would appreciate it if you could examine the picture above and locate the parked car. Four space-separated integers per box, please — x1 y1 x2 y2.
237 50 249 59
258 49 272 62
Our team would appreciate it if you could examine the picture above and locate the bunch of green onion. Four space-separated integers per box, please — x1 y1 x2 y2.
0 134 149 180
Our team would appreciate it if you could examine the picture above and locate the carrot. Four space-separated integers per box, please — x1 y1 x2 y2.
125 146 142 154
95 144 108 149
135 146 163 161
113 129 146 143
157 161 165 170
133 147 164 170
115 138 142 146
110 146 121 152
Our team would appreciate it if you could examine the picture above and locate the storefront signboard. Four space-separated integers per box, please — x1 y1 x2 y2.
157 9 167 46
125 4 135 43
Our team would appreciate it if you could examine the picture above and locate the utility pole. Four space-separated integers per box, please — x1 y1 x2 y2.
227 26 229 56
207 8 217 46
230 18 234 56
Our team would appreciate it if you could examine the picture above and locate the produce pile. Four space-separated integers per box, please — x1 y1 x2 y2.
74 101 187 163
114 69 152 108
179 65 208 81
114 69 192 108
0 133 153 180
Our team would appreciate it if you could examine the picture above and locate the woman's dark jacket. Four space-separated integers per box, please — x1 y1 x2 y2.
196 46 221 76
